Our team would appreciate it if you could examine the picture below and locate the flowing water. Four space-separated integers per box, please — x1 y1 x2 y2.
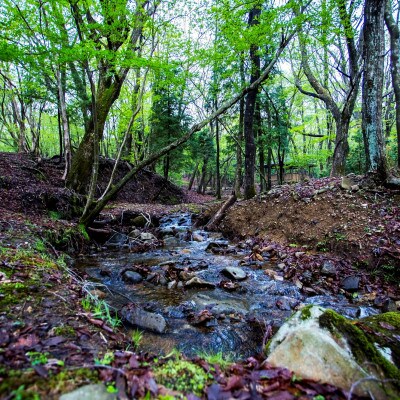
75 213 378 358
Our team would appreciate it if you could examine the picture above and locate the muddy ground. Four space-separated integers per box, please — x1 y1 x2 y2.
0 152 399 399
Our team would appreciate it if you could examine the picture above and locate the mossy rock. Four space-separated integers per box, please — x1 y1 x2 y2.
319 309 400 398
357 312 400 368
266 306 400 399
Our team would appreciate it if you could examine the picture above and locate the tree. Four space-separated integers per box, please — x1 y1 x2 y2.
384 0 400 169
243 4 261 199
361 0 386 181
66 0 155 193
294 0 362 177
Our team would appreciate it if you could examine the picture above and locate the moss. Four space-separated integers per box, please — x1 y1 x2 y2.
359 312 400 368
154 358 211 396
0 367 99 398
300 304 313 320
264 339 272 355
319 309 400 390
53 324 76 337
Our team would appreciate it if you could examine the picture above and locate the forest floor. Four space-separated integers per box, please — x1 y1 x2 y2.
0 152 399 399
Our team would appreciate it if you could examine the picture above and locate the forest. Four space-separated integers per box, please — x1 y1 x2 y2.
0 0 400 399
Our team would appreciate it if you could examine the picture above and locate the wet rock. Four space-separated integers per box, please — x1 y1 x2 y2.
99 268 111 277
206 241 228 252
219 280 241 291
341 275 360 292
266 306 395 399
321 261 337 276
159 260 176 267
106 232 128 247
192 232 204 242
140 232 156 241
276 296 299 311
122 270 143 284
222 267 247 281
185 277 216 289
167 280 177 290
179 271 196 281
121 304 166 333
60 384 117 400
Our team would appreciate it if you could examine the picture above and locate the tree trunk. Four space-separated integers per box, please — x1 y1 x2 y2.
56 67 72 180
384 0 400 168
215 117 221 199
244 5 261 199
331 116 350 176
197 157 208 194
235 54 245 197
362 0 387 181
188 161 199 191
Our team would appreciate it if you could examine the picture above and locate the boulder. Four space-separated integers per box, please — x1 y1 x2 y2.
122 270 143 284
121 304 166 333
60 384 117 400
266 306 400 399
222 267 247 281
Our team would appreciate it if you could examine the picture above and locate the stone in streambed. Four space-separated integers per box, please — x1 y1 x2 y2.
122 270 143 284
121 304 166 333
185 277 215 289
222 267 247 281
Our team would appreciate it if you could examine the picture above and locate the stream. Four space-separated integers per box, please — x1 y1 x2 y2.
75 213 378 358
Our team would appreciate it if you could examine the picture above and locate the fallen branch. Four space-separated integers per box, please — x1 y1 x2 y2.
205 193 237 231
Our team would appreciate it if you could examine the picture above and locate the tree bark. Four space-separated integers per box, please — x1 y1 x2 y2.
234 54 245 197
362 0 387 181
384 0 400 168
244 5 261 199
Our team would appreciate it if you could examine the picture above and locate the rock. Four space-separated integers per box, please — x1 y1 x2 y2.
276 296 299 311
60 384 117 400
340 176 354 190
106 232 128 247
382 299 397 312
351 184 360 191
295 251 305 258
140 232 156 241
341 275 360 292
222 267 247 281
132 215 147 227
206 241 228 252
320 261 337 276
179 271 196 281
277 263 285 270
301 270 313 284
192 232 204 242
266 306 398 399
122 271 143 284
89 289 107 299
129 229 141 238
167 280 177 290
185 277 216 289
121 304 166 333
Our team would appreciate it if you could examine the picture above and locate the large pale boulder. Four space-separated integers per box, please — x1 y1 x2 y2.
266 306 400 399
